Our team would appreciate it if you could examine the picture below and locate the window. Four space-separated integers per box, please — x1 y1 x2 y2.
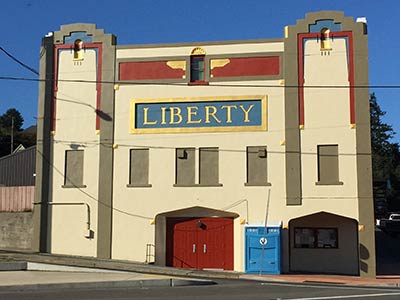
175 147 221 186
316 145 343 185
190 55 205 82
63 150 85 188
199 147 219 185
175 148 195 186
189 47 207 84
294 228 338 249
245 146 271 186
128 148 151 187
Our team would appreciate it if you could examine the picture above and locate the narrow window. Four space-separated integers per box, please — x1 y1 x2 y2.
294 228 338 249
175 148 195 186
190 55 205 82
63 150 85 188
189 47 206 84
128 148 151 187
316 145 343 185
199 147 219 185
245 146 270 186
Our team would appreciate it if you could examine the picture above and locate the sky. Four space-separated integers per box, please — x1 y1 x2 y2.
0 0 399 141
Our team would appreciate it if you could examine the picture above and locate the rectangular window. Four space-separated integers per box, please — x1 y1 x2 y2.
175 148 195 185
63 150 85 188
316 145 343 185
128 148 151 187
199 147 219 185
190 56 205 82
294 228 338 249
245 146 270 186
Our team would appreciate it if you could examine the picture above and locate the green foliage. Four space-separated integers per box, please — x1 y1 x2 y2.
370 93 400 211
0 108 36 157
0 108 24 131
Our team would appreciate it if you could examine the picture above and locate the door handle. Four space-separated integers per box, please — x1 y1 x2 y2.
203 244 207 253
192 244 196 253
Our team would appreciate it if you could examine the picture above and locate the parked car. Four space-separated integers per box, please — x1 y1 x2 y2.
377 213 400 236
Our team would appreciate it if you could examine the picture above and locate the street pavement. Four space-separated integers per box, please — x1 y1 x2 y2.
2 279 400 300
1 245 400 295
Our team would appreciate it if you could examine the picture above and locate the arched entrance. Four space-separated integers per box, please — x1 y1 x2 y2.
289 212 359 275
155 206 239 270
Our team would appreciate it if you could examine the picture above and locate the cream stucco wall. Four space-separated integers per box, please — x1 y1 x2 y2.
296 38 359 221
117 42 283 59
49 50 99 256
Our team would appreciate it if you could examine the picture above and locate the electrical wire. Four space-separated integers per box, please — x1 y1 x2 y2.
1 74 400 89
0 47 39 75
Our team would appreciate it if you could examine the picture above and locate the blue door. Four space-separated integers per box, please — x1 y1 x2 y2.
245 226 281 274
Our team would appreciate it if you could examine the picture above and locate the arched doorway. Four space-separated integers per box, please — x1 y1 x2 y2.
155 206 239 270
289 212 359 275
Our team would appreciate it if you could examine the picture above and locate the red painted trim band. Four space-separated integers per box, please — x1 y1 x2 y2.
52 43 103 132
297 32 355 126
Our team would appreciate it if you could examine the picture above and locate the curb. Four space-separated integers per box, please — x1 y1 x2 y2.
0 261 27 271
0 278 215 291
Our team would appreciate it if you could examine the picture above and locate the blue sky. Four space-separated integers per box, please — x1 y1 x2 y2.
1 0 399 141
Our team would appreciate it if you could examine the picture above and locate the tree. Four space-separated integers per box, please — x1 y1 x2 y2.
0 108 36 158
370 93 400 211
0 108 24 131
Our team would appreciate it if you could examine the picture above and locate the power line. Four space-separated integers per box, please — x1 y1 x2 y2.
0 47 39 75
2 75 400 89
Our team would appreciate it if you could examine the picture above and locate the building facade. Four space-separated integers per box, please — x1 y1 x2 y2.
33 11 376 277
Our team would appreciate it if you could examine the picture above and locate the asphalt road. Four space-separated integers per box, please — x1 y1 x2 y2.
2 280 400 300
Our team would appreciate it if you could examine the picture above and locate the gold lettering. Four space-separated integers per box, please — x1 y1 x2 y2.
143 107 157 125
161 107 167 125
239 104 254 123
205 106 222 124
221 105 237 123
169 107 183 124
187 106 202 124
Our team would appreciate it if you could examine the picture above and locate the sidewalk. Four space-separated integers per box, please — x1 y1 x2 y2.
1 249 400 289
241 274 400 287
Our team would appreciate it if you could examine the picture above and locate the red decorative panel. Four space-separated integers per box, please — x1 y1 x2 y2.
119 61 185 80
211 56 280 78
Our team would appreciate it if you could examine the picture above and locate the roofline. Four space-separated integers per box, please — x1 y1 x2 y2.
0 145 36 162
116 38 284 50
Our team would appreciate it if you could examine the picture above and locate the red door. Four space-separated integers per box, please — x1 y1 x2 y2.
171 218 233 270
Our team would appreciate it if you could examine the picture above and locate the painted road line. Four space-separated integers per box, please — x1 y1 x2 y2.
285 292 400 300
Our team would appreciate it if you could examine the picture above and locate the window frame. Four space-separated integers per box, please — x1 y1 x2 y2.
189 55 208 85
62 149 86 188
174 147 222 187
245 145 271 186
316 144 343 186
127 148 152 188
199 147 221 186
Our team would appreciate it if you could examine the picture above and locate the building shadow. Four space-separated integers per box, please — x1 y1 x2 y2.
375 228 400 275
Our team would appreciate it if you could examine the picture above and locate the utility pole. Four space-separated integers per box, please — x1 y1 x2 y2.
10 117 14 154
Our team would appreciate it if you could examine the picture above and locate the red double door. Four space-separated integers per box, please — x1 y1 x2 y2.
170 217 233 270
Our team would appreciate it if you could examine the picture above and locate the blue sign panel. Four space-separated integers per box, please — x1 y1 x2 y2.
130 96 267 134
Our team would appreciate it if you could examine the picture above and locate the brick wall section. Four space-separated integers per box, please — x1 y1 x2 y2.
0 186 34 212
0 212 33 250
